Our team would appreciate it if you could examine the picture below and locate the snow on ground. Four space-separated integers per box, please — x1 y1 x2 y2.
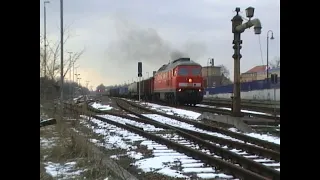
140 102 201 119
229 128 280 145
40 137 58 149
127 114 139 118
80 115 235 179
143 114 243 143
44 161 87 179
142 114 280 171
73 95 83 101
139 102 280 145
197 104 280 117
90 102 113 111
96 114 279 170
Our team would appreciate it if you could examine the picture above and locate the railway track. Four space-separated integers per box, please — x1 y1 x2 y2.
115 99 280 177
188 105 280 122
123 97 280 122
67 102 280 180
202 99 280 115
121 99 280 152
66 103 269 179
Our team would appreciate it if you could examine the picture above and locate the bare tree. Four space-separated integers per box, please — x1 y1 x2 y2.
40 26 85 80
269 56 280 68
217 64 230 78
96 84 106 91
217 64 232 85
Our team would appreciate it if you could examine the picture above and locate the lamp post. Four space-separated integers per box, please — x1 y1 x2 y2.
43 1 50 78
231 7 262 117
59 0 64 116
266 30 274 85
68 52 73 99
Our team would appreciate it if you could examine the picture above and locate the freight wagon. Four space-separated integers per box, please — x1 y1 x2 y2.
118 87 129 97
128 78 154 100
109 88 120 97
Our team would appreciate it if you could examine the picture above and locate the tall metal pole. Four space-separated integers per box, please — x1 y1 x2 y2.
231 8 243 117
207 59 209 88
43 1 50 78
72 62 75 98
86 81 89 89
68 52 72 99
231 7 262 117
138 77 141 101
267 34 269 84
266 30 274 86
60 0 64 116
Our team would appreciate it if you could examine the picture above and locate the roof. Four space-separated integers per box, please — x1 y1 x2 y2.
245 65 267 73
156 58 200 73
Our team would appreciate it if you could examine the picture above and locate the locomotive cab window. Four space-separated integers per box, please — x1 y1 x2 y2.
191 68 201 76
178 67 188 76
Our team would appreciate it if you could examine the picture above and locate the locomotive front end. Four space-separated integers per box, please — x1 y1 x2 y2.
175 66 204 105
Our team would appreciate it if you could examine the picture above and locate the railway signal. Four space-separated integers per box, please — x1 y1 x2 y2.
138 62 142 101
138 62 142 77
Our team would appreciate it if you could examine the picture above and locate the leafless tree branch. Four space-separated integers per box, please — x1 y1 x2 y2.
40 24 85 81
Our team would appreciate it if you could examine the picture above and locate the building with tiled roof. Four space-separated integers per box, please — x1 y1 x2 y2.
240 65 280 82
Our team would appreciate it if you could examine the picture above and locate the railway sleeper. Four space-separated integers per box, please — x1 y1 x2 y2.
123 99 280 152
67 103 270 180
115 100 280 180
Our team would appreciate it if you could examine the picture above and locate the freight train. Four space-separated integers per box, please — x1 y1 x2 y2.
108 58 204 105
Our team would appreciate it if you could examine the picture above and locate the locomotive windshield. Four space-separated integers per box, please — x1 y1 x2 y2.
191 68 201 76
178 66 202 76
178 67 188 76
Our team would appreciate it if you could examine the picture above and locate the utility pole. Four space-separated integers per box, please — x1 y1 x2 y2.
231 7 262 117
68 52 73 99
74 68 80 98
72 62 75 98
43 1 50 78
59 0 64 118
86 81 90 92
266 30 274 86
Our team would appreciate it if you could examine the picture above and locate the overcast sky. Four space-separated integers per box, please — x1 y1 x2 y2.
40 0 280 89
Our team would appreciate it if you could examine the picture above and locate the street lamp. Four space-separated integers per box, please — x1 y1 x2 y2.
59 0 64 116
231 7 262 117
43 1 50 78
266 30 274 85
68 52 73 99
245 7 255 19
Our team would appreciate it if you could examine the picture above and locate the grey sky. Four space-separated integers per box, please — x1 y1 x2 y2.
40 0 280 88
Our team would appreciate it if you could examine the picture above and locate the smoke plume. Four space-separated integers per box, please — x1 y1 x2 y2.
104 16 207 68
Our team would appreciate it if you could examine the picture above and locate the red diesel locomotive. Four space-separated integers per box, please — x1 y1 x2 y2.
153 58 204 105
127 58 204 105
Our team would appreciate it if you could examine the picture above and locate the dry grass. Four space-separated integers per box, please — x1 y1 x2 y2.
40 103 113 180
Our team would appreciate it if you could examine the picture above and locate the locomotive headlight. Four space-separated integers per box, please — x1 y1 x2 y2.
178 89 182 92
199 89 201 92
188 78 192 83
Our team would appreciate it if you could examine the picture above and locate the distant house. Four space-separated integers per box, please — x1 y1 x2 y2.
241 65 280 82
